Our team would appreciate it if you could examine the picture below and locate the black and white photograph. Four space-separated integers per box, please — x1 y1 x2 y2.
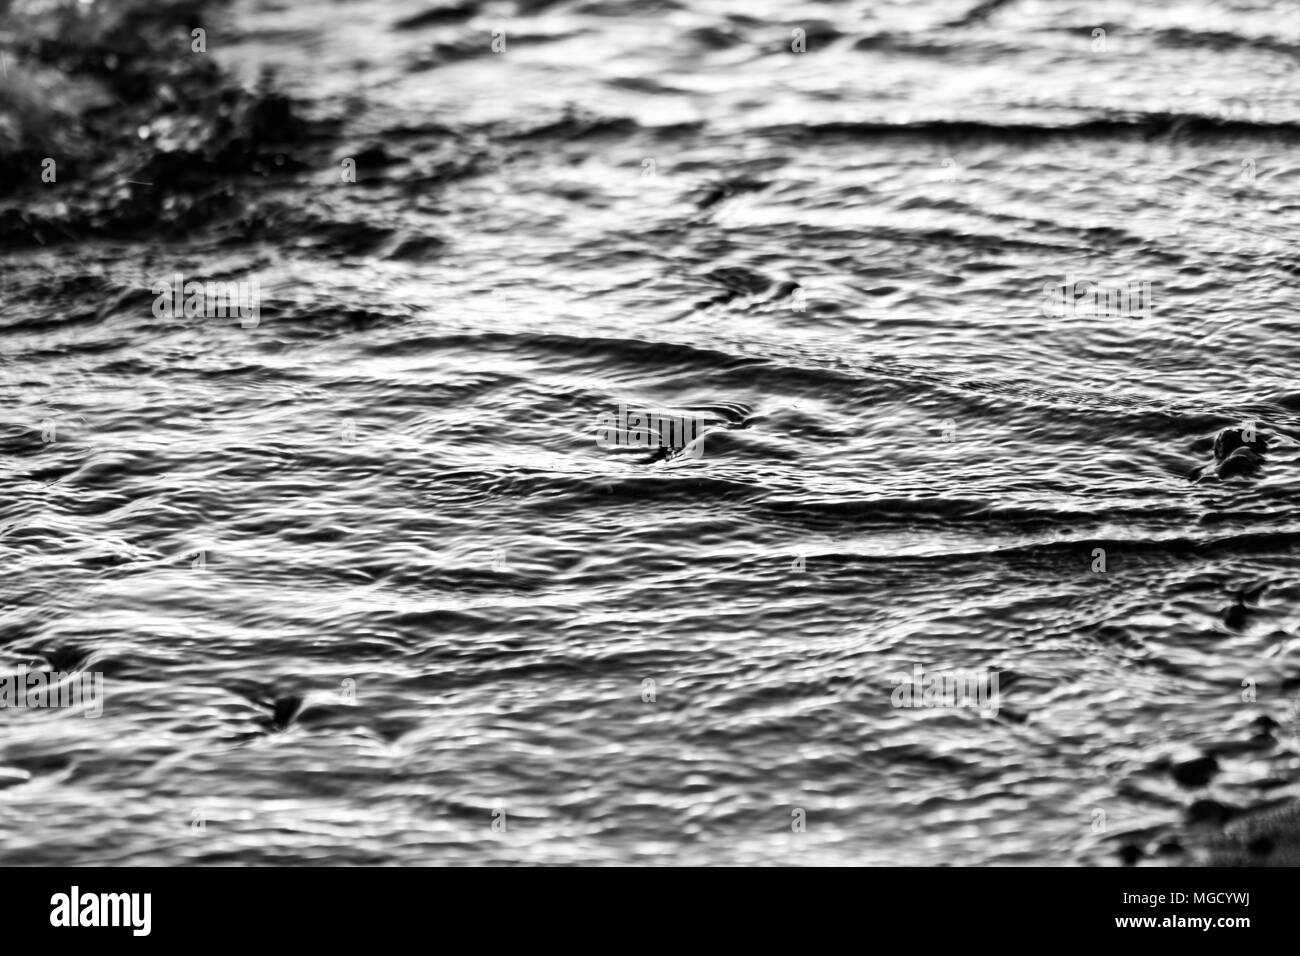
0 0 1296 907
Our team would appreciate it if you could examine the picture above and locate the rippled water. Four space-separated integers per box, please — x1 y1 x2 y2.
3 0 1300 865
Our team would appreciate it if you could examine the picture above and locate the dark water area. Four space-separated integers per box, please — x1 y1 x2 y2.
2 0 1300 865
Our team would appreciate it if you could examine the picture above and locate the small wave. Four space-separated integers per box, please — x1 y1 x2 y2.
760 114 1300 144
